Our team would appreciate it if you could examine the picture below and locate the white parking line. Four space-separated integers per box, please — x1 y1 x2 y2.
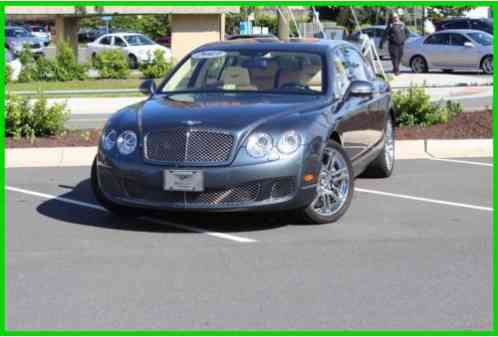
428 158 492 167
6 186 257 243
355 188 492 212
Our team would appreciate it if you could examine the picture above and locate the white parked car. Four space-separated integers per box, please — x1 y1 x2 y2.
87 33 172 69
402 29 493 74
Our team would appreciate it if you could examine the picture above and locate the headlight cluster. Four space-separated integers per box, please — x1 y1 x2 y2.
246 130 302 159
101 129 137 155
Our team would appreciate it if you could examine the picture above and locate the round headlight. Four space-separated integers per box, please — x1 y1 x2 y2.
246 132 273 158
116 130 137 155
101 129 117 151
277 130 302 154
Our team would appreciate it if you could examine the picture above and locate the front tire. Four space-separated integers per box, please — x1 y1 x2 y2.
91 158 144 217
128 54 138 69
297 140 354 224
362 117 395 178
481 55 493 74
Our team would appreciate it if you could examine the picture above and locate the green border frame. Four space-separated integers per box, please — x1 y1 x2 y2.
1 1 495 335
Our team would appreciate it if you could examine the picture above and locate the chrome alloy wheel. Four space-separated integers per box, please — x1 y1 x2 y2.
384 119 395 171
311 147 350 217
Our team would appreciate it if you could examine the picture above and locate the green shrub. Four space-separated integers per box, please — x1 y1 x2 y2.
393 86 462 127
95 49 130 79
5 92 70 139
17 41 87 83
140 49 173 79
6 64 12 84
53 40 87 81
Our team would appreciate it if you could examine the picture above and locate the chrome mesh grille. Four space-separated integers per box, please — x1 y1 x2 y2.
145 128 234 163
189 183 261 205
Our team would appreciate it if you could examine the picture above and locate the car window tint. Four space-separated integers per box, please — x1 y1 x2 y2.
332 49 351 98
425 33 450 45
450 33 470 46
340 47 370 81
468 32 492 46
114 37 126 47
100 36 111 45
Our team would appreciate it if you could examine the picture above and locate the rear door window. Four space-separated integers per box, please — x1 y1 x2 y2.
425 33 450 45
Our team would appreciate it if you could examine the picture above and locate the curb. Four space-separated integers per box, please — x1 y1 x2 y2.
5 139 492 168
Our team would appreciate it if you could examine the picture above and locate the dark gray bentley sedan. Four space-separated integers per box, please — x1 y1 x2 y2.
91 38 394 224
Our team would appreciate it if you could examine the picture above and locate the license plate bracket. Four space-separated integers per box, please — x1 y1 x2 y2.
164 170 204 192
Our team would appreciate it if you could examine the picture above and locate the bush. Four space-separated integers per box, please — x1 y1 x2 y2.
393 86 462 127
5 92 70 139
95 49 130 79
17 41 87 82
140 49 173 79
52 40 87 81
6 64 12 84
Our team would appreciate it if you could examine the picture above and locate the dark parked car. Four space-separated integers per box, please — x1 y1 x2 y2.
91 39 394 224
435 18 492 35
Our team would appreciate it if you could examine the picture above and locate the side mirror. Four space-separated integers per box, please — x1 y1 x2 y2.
348 80 375 98
464 42 474 48
139 79 156 96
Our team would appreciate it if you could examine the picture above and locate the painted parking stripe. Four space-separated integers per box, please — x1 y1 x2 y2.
355 188 492 212
428 158 492 167
6 186 257 243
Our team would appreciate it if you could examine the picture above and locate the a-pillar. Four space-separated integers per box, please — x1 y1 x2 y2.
55 15 80 58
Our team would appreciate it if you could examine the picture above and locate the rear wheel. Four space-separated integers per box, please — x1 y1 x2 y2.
297 140 354 224
481 55 493 74
362 117 395 178
410 55 428 73
91 157 144 217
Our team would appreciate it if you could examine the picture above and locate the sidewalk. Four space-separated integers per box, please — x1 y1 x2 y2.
5 139 493 168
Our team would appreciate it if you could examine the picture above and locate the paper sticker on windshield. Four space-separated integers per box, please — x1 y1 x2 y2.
192 50 226 60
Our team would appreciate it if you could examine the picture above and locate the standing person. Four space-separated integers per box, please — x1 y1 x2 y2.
380 13 410 76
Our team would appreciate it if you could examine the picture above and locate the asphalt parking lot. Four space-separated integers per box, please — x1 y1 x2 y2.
6 157 492 330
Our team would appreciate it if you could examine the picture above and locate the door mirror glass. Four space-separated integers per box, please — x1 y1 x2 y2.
139 79 156 96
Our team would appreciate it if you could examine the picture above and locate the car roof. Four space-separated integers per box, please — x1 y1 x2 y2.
431 29 487 34
194 38 348 53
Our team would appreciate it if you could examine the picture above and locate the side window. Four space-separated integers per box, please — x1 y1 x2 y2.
471 20 492 33
114 37 126 47
450 33 470 46
100 36 111 45
341 47 369 81
332 49 351 98
425 33 449 45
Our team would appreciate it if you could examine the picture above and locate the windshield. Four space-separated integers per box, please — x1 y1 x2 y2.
124 35 154 46
161 50 325 95
468 32 492 46
31 27 45 33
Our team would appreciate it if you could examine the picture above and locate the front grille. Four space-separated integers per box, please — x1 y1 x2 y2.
145 128 234 164
189 183 261 205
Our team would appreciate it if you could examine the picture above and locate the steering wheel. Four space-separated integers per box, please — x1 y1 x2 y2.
279 82 312 92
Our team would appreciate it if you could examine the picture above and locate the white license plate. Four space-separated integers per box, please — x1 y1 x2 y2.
164 170 204 192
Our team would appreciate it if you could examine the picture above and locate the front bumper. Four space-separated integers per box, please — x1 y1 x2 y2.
96 147 321 212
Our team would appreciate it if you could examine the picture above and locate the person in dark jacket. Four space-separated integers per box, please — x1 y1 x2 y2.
380 14 410 76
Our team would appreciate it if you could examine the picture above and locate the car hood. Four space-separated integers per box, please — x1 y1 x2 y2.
136 92 327 136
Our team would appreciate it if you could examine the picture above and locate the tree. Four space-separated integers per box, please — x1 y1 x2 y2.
425 6 477 22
